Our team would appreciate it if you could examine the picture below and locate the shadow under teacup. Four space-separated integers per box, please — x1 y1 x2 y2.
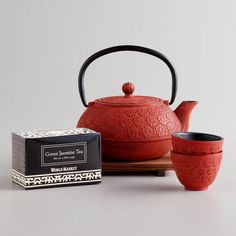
172 132 224 155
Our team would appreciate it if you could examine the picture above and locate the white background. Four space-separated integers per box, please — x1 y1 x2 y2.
0 1 236 235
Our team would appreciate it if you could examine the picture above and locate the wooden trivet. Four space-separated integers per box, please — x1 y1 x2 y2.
102 153 173 176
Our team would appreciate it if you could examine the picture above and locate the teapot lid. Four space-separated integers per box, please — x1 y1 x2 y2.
96 82 161 106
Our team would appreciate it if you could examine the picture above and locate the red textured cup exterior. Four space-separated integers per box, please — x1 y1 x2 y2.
172 132 224 155
171 151 222 191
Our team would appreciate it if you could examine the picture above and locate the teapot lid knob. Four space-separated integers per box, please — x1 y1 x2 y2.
122 82 135 96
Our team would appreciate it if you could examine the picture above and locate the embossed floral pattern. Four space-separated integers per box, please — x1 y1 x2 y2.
171 152 222 189
78 102 181 141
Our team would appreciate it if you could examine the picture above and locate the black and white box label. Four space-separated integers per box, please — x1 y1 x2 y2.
41 142 87 166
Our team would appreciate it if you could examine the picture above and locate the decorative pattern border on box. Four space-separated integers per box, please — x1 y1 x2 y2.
12 169 102 189
15 128 96 139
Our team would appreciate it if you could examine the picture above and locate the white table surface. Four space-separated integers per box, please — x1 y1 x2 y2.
0 150 235 236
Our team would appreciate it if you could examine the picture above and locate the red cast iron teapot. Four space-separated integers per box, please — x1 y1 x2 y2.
77 45 197 161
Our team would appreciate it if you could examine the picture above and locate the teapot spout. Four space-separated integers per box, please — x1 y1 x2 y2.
174 101 198 132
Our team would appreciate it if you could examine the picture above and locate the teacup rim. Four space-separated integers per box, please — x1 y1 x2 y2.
172 132 224 142
171 150 223 157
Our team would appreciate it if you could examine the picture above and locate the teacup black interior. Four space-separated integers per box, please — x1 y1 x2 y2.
173 132 223 141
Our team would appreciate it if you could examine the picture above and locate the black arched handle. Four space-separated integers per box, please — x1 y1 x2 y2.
78 45 178 107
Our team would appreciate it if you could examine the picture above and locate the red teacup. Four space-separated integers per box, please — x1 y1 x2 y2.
172 132 224 155
171 151 222 191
